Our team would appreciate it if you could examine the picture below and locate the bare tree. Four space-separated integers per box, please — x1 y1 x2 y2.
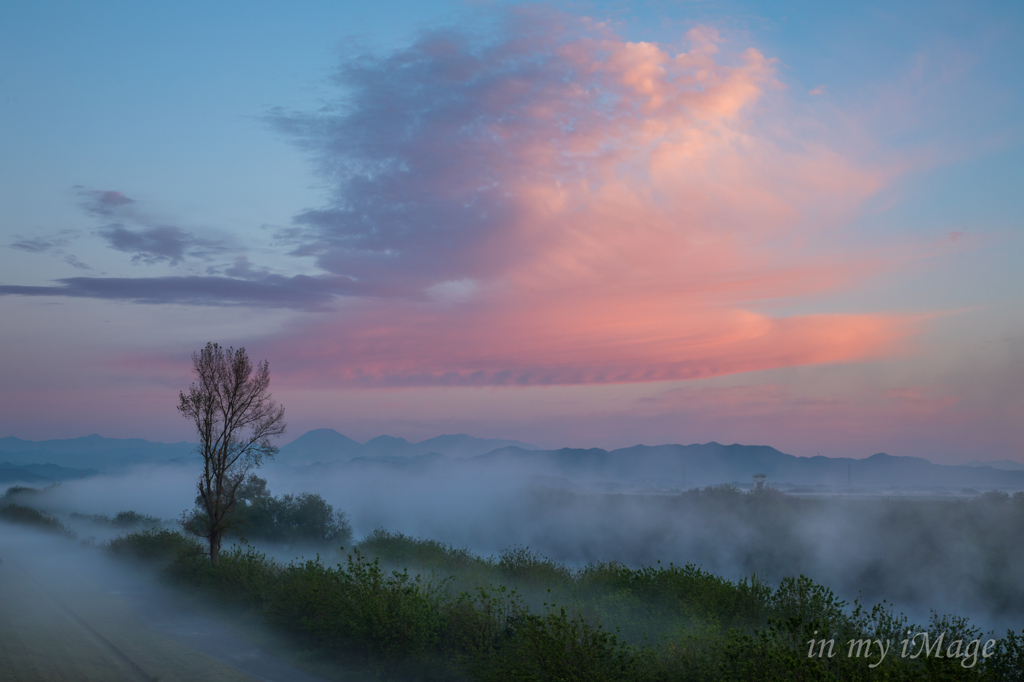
178 342 286 565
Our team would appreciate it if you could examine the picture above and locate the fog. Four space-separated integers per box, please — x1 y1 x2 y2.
10 456 1024 638
0 520 330 681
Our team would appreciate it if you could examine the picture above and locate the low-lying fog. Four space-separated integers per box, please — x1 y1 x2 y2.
9 459 1024 635
0 521 328 682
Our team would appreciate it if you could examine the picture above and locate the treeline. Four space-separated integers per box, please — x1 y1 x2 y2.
108 526 1024 681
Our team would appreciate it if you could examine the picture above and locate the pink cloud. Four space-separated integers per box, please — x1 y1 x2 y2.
251 11 917 388
13 10 888 396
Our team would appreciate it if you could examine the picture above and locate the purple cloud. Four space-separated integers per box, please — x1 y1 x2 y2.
77 188 231 265
97 224 227 265
266 13 583 291
0 274 369 311
10 236 69 253
79 189 135 217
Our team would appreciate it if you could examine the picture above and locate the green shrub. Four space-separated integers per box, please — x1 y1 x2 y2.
106 529 203 564
497 545 573 587
358 528 479 571
0 503 74 537
471 604 644 682
109 525 1019 682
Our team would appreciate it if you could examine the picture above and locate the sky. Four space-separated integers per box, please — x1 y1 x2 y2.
1 1 1022 463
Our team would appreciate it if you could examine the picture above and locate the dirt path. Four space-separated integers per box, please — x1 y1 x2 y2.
0 525 330 682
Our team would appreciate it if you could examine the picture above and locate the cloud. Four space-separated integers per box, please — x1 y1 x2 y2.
0 274 364 311
269 17 804 292
809 84 827 95
11 236 68 253
260 302 918 387
62 255 92 270
98 224 219 265
249 9 913 386
3 10 923 387
77 188 232 265
9 231 91 269
79 189 135 217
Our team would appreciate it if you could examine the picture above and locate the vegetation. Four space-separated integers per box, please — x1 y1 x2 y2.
0 502 75 537
107 528 205 563
1 485 39 500
182 475 352 547
232 491 352 545
70 510 163 528
106 526 1024 681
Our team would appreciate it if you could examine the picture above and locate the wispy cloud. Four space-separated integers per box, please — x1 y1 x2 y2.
78 188 232 265
63 255 92 270
0 274 363 311
97 224 221 265
10 235 70 254
9 231 92 269
79 189 135 217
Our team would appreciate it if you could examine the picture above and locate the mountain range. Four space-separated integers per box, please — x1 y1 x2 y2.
275 429 538 464
2 430 1023 491
0 434 197 471
293 443 1024 491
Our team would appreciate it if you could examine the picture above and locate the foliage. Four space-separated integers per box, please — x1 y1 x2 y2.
233 491 352 546
71 510 163 528
2 485 38 501
106 528 204 564
359 528 481 571
106 521 1021 682
0 503 75 537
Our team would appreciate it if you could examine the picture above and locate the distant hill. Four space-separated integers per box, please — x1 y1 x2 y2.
276 429 538 464
0 461 98 485
286 442 1024 491
4 431 1022 491
468 443 1024 489
0 434 196 471
275 428 364 464
966 459 1024 471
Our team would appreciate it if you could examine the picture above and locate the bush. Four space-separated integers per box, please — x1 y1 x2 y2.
0 503 74 537
110 525 1020 682
358 528 479 571
111 510 162 528
106 529 203 564
2 485 38 501
497 545 572 587
267 550 451 673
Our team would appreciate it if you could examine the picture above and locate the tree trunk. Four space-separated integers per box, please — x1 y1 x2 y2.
209 529 221 566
